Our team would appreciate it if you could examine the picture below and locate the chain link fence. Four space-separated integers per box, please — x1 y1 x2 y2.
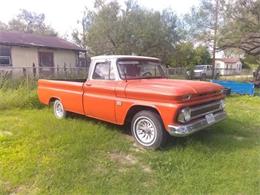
0 66 89 79
0 65 89 89
0 65 254 89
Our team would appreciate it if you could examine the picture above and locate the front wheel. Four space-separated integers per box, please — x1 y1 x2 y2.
53 99 67 119
131 110 168 149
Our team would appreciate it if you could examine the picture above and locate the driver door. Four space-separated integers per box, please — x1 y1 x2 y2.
83 61 117 123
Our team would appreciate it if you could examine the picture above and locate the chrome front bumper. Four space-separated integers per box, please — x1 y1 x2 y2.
168 111 226 137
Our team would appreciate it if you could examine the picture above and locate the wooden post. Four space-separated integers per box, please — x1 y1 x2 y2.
212 0 219 79
32 63 36 79
26 70 29 89
22 68 26 77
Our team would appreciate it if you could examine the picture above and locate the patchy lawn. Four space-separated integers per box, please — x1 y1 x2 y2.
0 95 259 194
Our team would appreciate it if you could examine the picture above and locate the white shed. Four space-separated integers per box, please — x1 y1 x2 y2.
215 58 242 75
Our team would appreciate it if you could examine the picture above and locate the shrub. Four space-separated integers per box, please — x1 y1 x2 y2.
0 86 42 110
0 77 37 90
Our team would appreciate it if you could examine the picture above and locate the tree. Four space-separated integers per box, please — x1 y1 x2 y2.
170 42 195 67
0 21 8 31
194 45 212 65
72 0 181 64
184 0 222 78
219 0 260 57
72 8 94 49
170 42 211 67
242 54 260 69
7 9 57 36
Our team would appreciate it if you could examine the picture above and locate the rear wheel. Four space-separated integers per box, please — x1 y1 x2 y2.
53 100 67 119
131 110 168 149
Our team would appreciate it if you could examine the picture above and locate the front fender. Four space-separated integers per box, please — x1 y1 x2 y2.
115 98 178 132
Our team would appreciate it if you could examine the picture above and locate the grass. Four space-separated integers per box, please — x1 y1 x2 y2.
0 88 259 194
255 88 260 96
220 75 253 82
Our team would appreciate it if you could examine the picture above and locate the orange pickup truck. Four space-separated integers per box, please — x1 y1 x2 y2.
38 55 226 149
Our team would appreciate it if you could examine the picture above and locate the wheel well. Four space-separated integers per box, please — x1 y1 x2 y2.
49 97 58 106
124 105 161 125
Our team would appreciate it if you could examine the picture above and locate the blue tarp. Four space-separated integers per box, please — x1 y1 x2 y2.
211 80 255 96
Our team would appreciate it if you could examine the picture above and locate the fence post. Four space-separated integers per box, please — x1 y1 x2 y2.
32 63 36 79
22 68 26 77
26 70 29 89
64 64 67 73
64 63 67 79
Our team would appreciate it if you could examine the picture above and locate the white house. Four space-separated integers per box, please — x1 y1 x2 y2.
215 58 242 75
0 31 86 77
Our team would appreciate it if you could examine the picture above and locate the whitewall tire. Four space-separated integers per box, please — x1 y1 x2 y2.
53 100 67 119
131 110 168 149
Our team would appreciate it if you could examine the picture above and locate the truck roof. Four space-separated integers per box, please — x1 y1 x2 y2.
91 55 160 61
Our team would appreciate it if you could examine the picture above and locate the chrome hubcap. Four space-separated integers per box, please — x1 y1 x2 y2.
134 117 157 146
54 101 64 118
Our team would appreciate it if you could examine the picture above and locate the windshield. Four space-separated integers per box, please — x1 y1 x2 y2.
117 59 166 80
195 65 206 70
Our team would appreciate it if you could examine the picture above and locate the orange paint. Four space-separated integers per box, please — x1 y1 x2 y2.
38 78 224 133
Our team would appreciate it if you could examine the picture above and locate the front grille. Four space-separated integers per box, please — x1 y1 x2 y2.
189 91 222 101
190 101 222 120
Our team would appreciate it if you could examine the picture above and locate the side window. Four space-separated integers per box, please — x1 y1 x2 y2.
92 62 115 80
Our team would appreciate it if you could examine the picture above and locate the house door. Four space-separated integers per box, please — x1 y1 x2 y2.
38 52 54 77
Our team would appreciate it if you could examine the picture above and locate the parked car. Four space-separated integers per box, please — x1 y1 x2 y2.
186 65 220 80
38 55 226 149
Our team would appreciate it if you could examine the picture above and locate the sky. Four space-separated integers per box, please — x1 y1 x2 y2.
0 0 199 36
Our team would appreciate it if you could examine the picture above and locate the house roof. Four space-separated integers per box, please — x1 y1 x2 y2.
0 31 85 52
216 57 240 63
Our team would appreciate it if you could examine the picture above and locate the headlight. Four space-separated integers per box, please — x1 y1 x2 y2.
178 107 191 123
220 99 225 109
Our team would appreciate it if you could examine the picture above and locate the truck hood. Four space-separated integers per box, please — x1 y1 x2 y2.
125 79 223 101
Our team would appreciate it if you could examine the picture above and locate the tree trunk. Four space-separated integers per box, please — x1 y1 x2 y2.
212 0 219 79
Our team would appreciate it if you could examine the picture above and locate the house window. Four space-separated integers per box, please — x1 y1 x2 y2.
38 52 54 67
0 46 11 66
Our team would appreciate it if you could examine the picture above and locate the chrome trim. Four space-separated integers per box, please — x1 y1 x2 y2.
191 108 223 120
189 100 222 120
191 100 221 112
168 111 226 137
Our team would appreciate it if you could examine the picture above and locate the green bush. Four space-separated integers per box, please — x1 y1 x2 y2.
0 87 42 110
0 77 37 90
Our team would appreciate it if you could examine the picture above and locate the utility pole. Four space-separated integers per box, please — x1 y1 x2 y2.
212 0 219 79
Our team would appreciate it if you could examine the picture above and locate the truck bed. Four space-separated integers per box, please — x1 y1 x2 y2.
38 79 85 115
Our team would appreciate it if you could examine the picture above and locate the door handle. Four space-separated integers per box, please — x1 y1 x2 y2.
85 83 92 86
